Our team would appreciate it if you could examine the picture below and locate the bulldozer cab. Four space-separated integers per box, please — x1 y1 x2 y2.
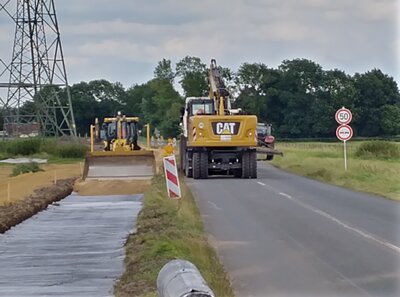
101 117 140 151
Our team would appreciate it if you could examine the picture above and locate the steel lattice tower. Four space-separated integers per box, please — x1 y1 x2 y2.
0 0 76 137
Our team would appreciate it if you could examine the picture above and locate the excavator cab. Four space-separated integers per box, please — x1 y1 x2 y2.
188 98 215 116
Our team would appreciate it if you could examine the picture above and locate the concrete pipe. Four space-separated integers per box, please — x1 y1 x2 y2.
157 259 215 297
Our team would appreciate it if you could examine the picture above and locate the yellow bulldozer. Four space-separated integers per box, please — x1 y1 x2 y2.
83 113 155 180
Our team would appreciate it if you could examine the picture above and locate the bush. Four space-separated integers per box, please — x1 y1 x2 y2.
355 141 400 159
56 144 87 158
0 138 88 159
11 162 44 177
5 138 42 156
0 141 7 153
40 139 60 156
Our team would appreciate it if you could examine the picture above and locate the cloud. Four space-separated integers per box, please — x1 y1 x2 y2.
0 0 397 87
360 0 397 21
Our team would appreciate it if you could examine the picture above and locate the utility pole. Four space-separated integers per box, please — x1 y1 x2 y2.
0 0 76 137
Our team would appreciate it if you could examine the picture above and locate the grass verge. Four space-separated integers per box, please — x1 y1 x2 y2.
114 174 234 297
272 142 400 201
0 138 87 160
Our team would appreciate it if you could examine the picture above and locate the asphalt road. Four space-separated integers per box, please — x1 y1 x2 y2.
186 162 400 297
0 194 142 297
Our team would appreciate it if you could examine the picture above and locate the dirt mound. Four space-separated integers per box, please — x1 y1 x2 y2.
73 179 151 196
0 178 75 233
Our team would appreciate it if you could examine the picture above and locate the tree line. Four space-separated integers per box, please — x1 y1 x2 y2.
16 56 400 138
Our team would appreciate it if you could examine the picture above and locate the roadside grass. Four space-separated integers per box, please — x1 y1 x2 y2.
114 174 234 297
273 142 400 201
0 138 87 164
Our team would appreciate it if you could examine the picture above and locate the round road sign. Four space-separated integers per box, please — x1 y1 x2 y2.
335 107 352 125
336 125 353 142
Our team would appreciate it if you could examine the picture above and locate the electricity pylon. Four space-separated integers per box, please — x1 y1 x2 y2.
0 0 76 137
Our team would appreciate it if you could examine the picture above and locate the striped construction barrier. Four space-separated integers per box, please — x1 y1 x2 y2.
163 155 181 199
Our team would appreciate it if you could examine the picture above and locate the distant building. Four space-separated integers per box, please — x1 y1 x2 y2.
4 122 40 137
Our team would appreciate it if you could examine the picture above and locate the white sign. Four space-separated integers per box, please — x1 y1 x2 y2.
335 107 352 125
336 125 353 142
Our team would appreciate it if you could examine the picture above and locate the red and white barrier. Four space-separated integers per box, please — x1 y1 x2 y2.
163 155 181 199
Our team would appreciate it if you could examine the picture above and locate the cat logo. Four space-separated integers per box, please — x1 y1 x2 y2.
212 122 240 135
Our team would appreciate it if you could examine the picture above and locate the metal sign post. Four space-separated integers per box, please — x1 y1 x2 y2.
344 140 348 171
336 108 353 171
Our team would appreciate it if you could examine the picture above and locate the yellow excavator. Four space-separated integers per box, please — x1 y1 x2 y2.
83 112 155 180
179 59 258 179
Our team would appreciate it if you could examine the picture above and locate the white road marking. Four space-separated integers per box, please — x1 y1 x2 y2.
279 192 292 199
277 191 400 254
208 201 222 210
255 181 400 254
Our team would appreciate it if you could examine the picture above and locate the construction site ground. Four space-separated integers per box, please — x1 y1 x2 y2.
0 163 82 205
0 160 154 232
0 163 81 232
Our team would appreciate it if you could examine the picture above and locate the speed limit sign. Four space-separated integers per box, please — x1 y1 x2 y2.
335 107 352 125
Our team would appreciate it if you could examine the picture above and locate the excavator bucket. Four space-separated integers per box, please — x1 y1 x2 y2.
83 150 155 180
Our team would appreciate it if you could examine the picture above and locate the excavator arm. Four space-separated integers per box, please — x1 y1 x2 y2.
208 59 230 115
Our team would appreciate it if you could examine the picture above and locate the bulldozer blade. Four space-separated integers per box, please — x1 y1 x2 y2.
83 152 155 180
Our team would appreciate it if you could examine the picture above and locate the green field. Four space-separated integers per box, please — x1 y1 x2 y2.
272 142 400 201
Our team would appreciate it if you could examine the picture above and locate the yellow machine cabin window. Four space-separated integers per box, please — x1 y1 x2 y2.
191 102 214 116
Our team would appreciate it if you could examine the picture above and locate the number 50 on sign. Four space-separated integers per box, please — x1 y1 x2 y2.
335 107 352 125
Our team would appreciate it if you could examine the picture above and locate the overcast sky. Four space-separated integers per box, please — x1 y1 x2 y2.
0 0 399 88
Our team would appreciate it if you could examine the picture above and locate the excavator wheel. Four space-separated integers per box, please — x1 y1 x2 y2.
185 152 193 178
192 152 201 179
241 151 250 179
200 152 209 179
233 169 242 178
249 151 257 178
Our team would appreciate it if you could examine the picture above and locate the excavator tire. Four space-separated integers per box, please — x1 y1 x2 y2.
185 152 193 178
249 151 257 178
192 152 201 179
200 152 209 179
233 169 242 178
241 151 250 179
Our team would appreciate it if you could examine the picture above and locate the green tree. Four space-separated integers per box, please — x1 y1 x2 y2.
353 69 400 136
68 80 125 135
311 70 356 137
380 105 400 136
234 62 272 117
135 78 182 137
277 59 324 137
154 58 175 83
176 56 208 97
